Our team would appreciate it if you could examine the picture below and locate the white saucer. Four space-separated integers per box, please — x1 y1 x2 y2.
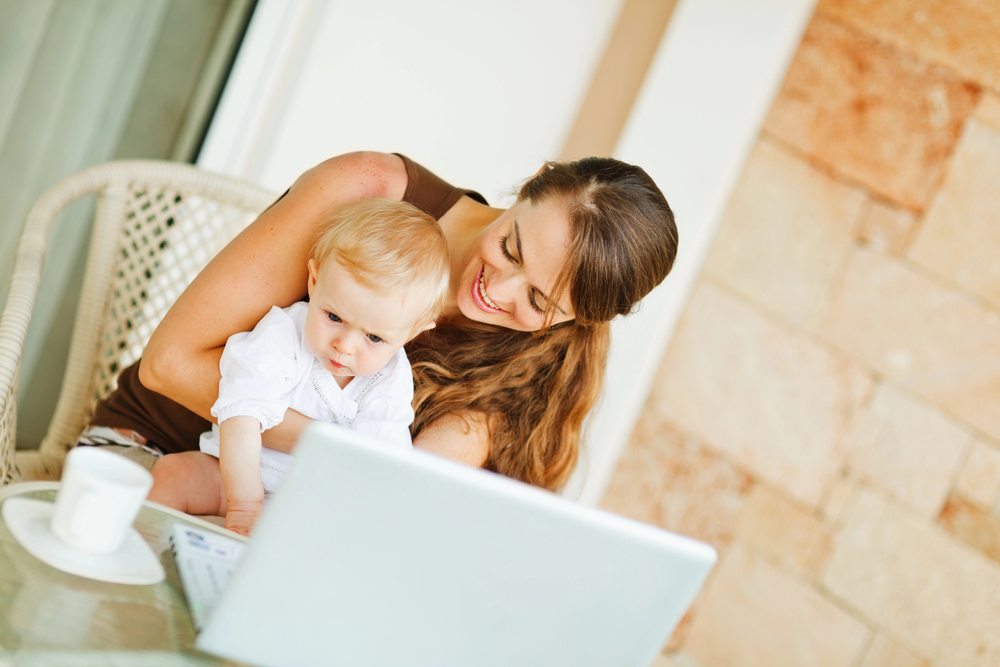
2 497 165 585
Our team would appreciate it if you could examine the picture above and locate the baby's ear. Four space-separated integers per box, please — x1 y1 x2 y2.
408 321 435 341
307 259 319 297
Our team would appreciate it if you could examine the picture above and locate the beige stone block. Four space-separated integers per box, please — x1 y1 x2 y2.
822 489 1000 666
976 91 1000 132
957 440 1000 509
818 0 1000 90
909 120 1000 309
649 653 675 667
764 15 979 211
938 494 1000 564
734 484 828 577
651 653 702 667
846 384 970 516
857 200 917 255
860 633 930 667
600 414 668 528
652 282 871 508
685 543 868 667
821 475 858 526
703 140 864 327
601 416 752 552
819 247 1000 441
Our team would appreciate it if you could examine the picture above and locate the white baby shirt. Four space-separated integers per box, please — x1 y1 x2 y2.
199 301 414 492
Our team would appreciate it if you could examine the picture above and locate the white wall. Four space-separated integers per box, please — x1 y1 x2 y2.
200 0 815 503
199 0 624 203
570 0 817 504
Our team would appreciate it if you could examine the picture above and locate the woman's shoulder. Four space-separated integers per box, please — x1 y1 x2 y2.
292 152 410 202
289 151 492 225
413 411 490 467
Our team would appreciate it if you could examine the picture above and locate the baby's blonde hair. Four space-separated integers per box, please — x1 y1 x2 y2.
311 199 450 332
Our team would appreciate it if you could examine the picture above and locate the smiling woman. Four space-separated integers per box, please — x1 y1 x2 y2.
455 196 576 332
93 152 676 492
407 157 678 489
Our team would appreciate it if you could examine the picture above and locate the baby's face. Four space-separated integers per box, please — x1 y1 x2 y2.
304 259 426 381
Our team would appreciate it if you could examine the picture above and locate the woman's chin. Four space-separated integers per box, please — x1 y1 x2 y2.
457 299 491 324
455 296 503 327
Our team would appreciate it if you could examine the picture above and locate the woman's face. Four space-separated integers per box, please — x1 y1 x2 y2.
455 197 576 332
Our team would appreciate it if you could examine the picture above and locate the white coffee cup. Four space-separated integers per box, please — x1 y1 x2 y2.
51 447 154 554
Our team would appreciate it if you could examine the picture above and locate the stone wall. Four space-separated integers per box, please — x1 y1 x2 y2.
603 2 1000 665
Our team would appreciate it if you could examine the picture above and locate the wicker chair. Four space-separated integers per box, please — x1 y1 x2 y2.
0 161 277 485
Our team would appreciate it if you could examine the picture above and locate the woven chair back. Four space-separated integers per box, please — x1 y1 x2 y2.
0 161 277 483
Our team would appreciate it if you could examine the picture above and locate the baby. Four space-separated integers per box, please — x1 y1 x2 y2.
148 199 450 535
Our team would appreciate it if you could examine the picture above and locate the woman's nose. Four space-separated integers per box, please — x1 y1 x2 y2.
487 268 520 307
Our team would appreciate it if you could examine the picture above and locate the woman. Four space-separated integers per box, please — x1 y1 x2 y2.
92 152 677 491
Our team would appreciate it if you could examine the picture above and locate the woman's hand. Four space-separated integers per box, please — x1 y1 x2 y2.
139 152 409 420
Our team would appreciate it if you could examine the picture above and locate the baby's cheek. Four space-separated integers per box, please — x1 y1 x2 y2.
354 350 387 377
302 320 324 357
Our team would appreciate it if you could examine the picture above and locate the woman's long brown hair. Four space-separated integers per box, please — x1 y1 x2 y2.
408 318 608 490
408 157 677 491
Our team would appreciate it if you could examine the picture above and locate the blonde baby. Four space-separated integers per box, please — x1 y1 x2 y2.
148 199 450 535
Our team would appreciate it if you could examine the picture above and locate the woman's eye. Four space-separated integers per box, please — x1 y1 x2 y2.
528 290 544 315
499 235 517 263
327 312 341 323
367 334 383 344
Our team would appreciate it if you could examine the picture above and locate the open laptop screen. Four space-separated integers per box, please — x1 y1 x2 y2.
196 422 716 667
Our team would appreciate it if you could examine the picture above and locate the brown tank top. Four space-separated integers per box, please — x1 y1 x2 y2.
90 155 487 454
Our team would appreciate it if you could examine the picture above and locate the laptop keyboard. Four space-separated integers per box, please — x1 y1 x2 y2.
170 524 246 632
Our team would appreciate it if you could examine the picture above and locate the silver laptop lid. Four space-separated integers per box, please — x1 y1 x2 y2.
197 422 716 667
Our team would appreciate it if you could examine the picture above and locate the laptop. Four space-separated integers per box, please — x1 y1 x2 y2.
179 421 716 667
170 523 247 631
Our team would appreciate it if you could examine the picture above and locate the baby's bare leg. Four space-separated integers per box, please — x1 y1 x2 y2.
148 452 227 516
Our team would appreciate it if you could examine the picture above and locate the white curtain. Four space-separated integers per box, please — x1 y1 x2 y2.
0 1 169 409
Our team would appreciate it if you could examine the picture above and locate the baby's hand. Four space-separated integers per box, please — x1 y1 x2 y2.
224 499 263 536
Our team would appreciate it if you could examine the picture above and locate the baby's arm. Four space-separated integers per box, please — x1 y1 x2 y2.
219 416 266 536
211 305 307 508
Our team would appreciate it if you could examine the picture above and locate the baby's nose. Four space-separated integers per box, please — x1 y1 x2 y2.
332 334 354 354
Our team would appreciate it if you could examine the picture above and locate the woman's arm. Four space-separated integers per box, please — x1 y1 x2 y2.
259 409 311 453
139 152 409 420
413 413 490 467
265 413 493 463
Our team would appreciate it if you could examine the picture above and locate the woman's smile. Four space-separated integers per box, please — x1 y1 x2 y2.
472 265 506 314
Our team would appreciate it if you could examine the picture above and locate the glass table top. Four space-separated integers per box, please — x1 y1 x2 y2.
0 484 247 666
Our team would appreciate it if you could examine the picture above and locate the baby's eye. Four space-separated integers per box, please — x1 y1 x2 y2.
327 312 341 323
367 334 383 344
